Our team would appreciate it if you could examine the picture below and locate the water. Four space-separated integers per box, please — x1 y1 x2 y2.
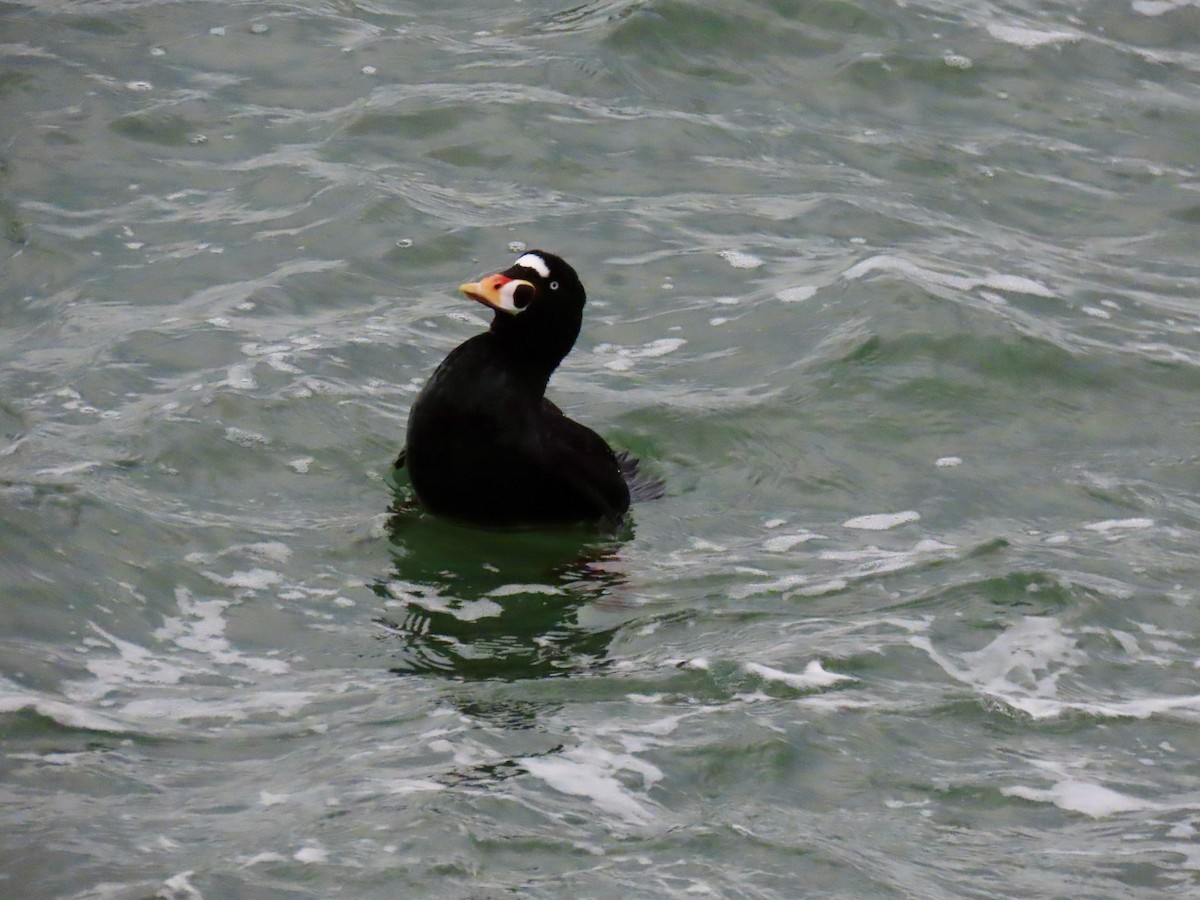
3 0 1200 896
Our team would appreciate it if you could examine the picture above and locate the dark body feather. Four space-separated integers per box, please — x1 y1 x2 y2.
404 333 630 527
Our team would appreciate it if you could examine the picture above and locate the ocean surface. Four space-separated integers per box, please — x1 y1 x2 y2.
3 0 1200 896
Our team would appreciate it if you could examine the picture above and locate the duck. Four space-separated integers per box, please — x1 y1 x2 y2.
396 250 659 528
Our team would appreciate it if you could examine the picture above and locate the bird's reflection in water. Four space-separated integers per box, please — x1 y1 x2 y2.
372 501 632 681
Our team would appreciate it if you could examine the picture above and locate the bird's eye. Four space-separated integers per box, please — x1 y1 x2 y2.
513 283 535 309
549 281 559 291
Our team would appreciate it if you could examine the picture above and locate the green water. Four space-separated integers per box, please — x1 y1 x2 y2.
3 0 1200 896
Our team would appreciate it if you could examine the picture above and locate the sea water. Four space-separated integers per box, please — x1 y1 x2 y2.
3 1 1200 896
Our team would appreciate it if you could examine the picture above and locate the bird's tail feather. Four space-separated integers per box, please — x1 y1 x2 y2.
616 451 666 503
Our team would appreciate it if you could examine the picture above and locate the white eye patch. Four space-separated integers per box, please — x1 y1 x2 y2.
514 253 551 279
496 279 535 313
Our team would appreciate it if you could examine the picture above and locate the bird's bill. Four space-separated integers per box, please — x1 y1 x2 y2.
459 273 534 315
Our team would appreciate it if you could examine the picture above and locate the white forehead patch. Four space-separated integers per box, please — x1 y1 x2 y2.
514 252 550 279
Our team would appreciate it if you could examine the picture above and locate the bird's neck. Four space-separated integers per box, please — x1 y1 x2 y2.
478 332 560 397
487 323 576 396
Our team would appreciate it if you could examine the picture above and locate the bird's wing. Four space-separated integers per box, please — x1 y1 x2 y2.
538 411 632 521
539 398 664 508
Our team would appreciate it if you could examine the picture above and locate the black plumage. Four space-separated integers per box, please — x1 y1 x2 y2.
397 251 658 528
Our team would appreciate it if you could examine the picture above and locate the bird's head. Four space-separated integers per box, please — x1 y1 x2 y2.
459 250 586 366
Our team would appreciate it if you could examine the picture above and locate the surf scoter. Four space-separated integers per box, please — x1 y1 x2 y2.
396 250 658 528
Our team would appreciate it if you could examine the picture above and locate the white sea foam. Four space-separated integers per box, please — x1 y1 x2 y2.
1084 517 1154 532
240 851 288 868
719 249 764 269
798 694 884 712
202 568 284 591
627 692 667 704
391 588 502 622
35 460 102 478
729 572 808 599
8 751 91 766
62 585 291 725
446 310 488 327
634 338 687 357
594 338 687 371
738 538 954 600
72 622 195 701
224 362 256 390
520 744 660 826
912 616 1081 718
976 273 1057 296
288 456 314 473
842 510 921 530
776 285 817 303
239 542 292 563
224 426 269 447
1132 0 1191 16
621 714 684 741
914 615 1200 720
189 542 292 566
743 660 854 690
159 870 203 899
986 24 1081 48
294 846 328 864
843 254 1055 298
1002 779 1160 817
487 583 565 597
762 530 824 552
0 678 128 733
801 578 851 596
121 690 313 722
157 587 289 674
380 778 445 795
265 353 302 374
